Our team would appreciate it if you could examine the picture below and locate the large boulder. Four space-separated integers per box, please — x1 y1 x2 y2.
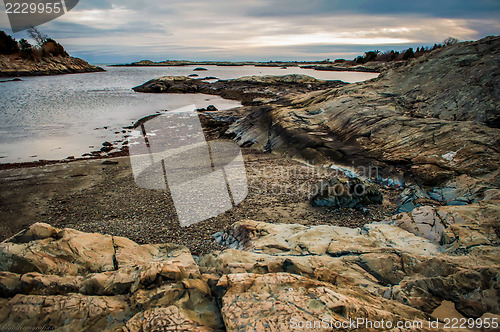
0 223 223 331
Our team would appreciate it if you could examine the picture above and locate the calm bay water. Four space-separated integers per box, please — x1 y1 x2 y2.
0 65 377 163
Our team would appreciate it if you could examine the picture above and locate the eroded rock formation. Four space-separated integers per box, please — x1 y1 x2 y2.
0 223 223 331
1 201 498 331
227 37 500 186
133 74 346 105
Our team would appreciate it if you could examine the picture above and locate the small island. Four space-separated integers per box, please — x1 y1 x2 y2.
0 29 104 77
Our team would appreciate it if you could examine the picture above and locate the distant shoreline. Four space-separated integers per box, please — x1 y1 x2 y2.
111 60 385 73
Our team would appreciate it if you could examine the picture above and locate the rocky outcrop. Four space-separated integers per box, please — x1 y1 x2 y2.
53 37 497 330
300 63 385 72
227 36 500 187
133 37 499 189
133 74 346 105
379 36 499 126
216 273 428 331
1 201 498 330
395 172 497 213
0 54 104 77
0 223 223 331
204 211 500 319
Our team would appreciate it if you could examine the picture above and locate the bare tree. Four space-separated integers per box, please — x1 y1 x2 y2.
27 27 48 47
443 37 458 46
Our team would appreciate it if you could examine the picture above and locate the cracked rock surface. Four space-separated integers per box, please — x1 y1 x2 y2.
1 203 498 331
0 223 222 331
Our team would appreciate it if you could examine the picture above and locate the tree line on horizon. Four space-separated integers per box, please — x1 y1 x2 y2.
0 28 68 60
347 37 459 64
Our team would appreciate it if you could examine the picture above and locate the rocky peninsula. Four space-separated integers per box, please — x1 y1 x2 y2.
0 36 499 330
0 30 103 77
0 54 104 77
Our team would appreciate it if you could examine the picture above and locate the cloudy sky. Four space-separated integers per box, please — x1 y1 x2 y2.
1 0 499 63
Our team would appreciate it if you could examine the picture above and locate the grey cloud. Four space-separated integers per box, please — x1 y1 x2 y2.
247 0 500 19
1 0 498 63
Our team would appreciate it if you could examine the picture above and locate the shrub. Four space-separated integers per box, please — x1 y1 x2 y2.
0 30 20 54
41 38 68 57
364 51 378 62
402 48 414 60
19 39 34 60
354 55 365 64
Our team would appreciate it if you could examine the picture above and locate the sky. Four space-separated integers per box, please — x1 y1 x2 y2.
1 0 499 63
